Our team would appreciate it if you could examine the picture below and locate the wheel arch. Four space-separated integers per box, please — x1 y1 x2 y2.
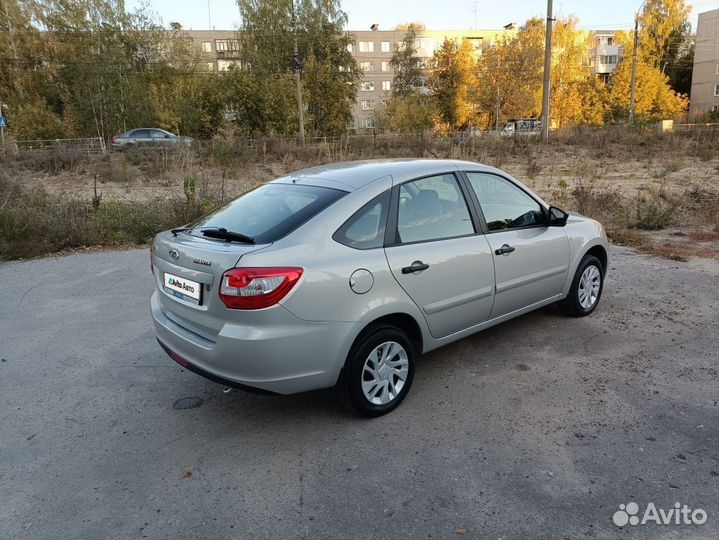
334 311 426 386
585 244 608 272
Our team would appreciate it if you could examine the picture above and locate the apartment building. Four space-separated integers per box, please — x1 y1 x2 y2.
348 27 521 128
591 32 621 83
185 26 622 130
689 9 719 116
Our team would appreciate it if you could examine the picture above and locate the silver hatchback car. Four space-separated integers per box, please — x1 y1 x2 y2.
151 159 608 415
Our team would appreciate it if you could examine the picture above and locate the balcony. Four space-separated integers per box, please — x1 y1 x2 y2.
217 50 241 60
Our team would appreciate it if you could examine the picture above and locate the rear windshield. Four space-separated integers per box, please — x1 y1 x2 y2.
190 183 346 244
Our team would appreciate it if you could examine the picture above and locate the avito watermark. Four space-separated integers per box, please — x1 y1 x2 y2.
613 502 707 527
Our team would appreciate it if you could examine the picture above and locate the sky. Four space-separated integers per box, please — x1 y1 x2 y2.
126 0 719 32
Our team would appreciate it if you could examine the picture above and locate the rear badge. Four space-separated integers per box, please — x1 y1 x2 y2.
168 249 180 261
193 258 211 267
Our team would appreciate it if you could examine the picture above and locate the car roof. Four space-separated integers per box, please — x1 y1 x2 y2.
124 128 172 134
271 159 505 191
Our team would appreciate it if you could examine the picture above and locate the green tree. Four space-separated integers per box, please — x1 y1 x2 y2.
376 94 434 133
389 23 424 97
237 0 359 135
221 68 298 136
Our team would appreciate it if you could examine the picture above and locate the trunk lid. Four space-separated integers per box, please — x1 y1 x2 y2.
152 231 269 339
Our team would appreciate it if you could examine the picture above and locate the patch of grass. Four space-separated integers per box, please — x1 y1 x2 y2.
629 188 676 231
0 173 220 260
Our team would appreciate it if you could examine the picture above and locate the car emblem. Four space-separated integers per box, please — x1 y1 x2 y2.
168 249 180 261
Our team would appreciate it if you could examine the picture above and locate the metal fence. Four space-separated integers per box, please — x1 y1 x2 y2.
674 122 719 132
9 137 107 155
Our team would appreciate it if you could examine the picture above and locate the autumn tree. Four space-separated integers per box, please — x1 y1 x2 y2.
638 0 690 70
607 58 688 121
545 18 597 128
475 22 543 129
428 38 477 130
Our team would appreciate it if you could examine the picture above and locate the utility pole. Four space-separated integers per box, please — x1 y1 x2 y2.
292 2 305 145
539 0 553 141
207 0 212 30
629 1 646 124
0 102 5 147
629 17 639 123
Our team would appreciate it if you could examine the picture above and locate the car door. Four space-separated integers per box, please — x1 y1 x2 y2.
384 172 495 339
129 129 151 145
150 129 174 144
463 171 569 319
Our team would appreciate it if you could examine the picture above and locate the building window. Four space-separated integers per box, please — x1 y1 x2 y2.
347 43 353 53
381 61 390 72
362 118 375 128
216 39 240 52
713 105 719 112
360 61 372 72
381 41 391 52
360 81 375 91
600 55 618 65
201 41 212 53
361 99 374 111
716 63 719 75
207 62 214 71
382 80 391 91
358 41 374 53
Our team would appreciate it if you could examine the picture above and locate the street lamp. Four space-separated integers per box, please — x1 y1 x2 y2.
628 0 647 124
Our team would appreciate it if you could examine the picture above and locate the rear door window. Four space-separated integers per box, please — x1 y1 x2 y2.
191 183 346 244
395 174 474 244
130 130 150 138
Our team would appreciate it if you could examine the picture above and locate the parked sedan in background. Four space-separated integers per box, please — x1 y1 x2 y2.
111 128 193 149
150 159 608 416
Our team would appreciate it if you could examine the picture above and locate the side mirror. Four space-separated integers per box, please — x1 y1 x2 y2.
548 206 569 227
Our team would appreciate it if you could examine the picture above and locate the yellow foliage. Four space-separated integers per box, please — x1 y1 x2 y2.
428 38 478 130
608 59 688 121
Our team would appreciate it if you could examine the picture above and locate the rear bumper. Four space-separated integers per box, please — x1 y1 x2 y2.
151 291 354 394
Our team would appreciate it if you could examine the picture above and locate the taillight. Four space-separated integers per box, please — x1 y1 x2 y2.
112 136 117 144
219 267 303 310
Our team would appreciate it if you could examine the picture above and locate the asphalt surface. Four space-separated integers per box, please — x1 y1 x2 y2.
0 246 717 540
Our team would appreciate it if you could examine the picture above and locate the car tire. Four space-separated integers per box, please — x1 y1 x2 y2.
341 325 416 417
560 254 604 317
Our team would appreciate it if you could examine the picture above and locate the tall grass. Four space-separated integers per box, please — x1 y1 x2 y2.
0 173 220 259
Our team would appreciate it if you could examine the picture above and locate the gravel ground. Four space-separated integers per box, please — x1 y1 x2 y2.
0 245 717 540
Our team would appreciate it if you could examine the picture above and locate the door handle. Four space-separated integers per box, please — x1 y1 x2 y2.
401 261 430 274
495 244 515 255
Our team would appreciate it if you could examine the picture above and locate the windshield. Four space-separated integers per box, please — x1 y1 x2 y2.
190 183 346 244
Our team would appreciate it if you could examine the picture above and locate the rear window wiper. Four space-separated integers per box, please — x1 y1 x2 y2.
200 227 255 244
171 227 192 236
